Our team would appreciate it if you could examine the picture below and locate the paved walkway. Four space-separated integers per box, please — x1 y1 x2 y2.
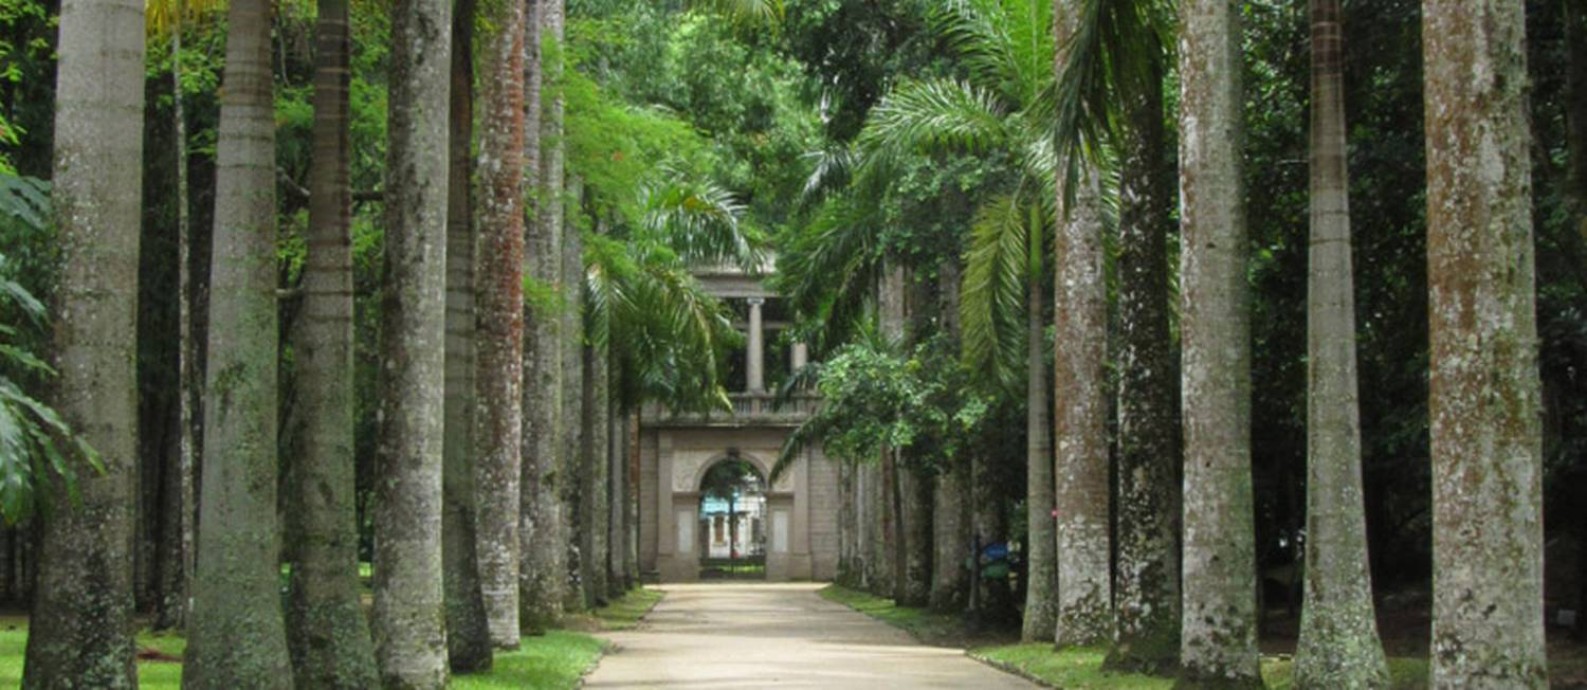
583 583 1037 689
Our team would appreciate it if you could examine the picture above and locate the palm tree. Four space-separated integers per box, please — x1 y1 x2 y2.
18 2 143 684
1292 0 1389 685
856 0 1065 639
1050 0 1112 647
373 0 453 683
1423 0 1546 685
146 0 214 632
474 0 529 650
1104 0 1181 674
521 0 569 635
283 0 380 684
182 0 295 684
441 0 493 672
1176 0 1261 684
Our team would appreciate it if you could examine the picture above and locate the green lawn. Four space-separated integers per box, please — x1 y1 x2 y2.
818 584 965 644
0 586 664 689
820 585 1445 690
970 644 1174 690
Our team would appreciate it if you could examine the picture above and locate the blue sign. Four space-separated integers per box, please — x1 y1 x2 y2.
981 542 1008 561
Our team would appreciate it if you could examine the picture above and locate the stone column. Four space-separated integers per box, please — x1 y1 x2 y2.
791 341 808 372
747 297 765 392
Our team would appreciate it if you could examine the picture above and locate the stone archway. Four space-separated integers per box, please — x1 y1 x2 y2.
641 426 838 583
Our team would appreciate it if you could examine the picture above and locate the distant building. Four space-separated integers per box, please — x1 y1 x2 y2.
637 261 839 582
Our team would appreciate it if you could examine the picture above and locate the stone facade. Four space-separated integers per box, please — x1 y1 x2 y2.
637 420 839 582
636 264 839 582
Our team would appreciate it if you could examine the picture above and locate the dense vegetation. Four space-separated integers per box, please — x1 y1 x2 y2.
0 0 1581 687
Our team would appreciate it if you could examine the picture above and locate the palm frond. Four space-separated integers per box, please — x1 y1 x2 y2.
771 196 884 354
932 0 1054 107
799 145 859 206
960 192 1031 389
640 172 765 271
770 411 834 484
145 0 226 38
858 79 1010 158
591 233 741 415
0 175 49 232
1052 0 1170 204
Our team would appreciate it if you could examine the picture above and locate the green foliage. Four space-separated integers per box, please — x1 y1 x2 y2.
0 0 53 174
775 336 986 480
569 6 821 230
0 181 98 525
584 232 741 415
562 63 707 227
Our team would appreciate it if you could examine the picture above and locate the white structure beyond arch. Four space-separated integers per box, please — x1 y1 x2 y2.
637 262 838 582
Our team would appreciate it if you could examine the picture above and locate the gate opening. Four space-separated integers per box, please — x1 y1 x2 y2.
697 454 767 580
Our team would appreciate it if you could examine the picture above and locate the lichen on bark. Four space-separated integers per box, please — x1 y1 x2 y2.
1175 0 1261 684
1423 1 1547 687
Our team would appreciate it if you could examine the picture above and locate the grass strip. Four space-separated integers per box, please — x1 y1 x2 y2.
0 585 665 689
818 585 1446 690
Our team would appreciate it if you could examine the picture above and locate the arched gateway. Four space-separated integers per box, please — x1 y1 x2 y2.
636 264 839 582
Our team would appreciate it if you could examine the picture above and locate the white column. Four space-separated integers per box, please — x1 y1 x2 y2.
791 341 808 372
747 297 765 392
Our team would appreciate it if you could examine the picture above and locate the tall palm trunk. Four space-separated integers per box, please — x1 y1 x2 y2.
608 400 630 594
932 258 971 611
900 467 933 606
1105 46 1181 675
156 5 198 632
1570 0 1587 644
441 0 493 672
879 261 906 600
838 460 859 585
283 0 380 684
373 0 453 682
580 292 611 605
1050 0 1112 648
1423 0 1546 685
1052 176 1110 646
562 179 586 609
1021 231 1057 642
182 0 294 685
521 0 569 634
474 0 528 650
1293 1 1388 686
1176 0 1260 684
20 1 145 686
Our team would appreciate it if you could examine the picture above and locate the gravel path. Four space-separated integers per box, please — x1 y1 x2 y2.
583 583 1038 689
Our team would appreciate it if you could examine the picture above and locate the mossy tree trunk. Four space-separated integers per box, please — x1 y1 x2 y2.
1050 0 1112 648
580 278 611 607
283 0 380 684
1423 0 1547 685
182 0 295 684
561 176 586 610
373 0 453 682
520 0 569 634
931 259 971 611
441 0 494 673
1175 0 1261 685
21 1 145 686
1293 1 1389 686
1105 40 1181 676
473 0 527 651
